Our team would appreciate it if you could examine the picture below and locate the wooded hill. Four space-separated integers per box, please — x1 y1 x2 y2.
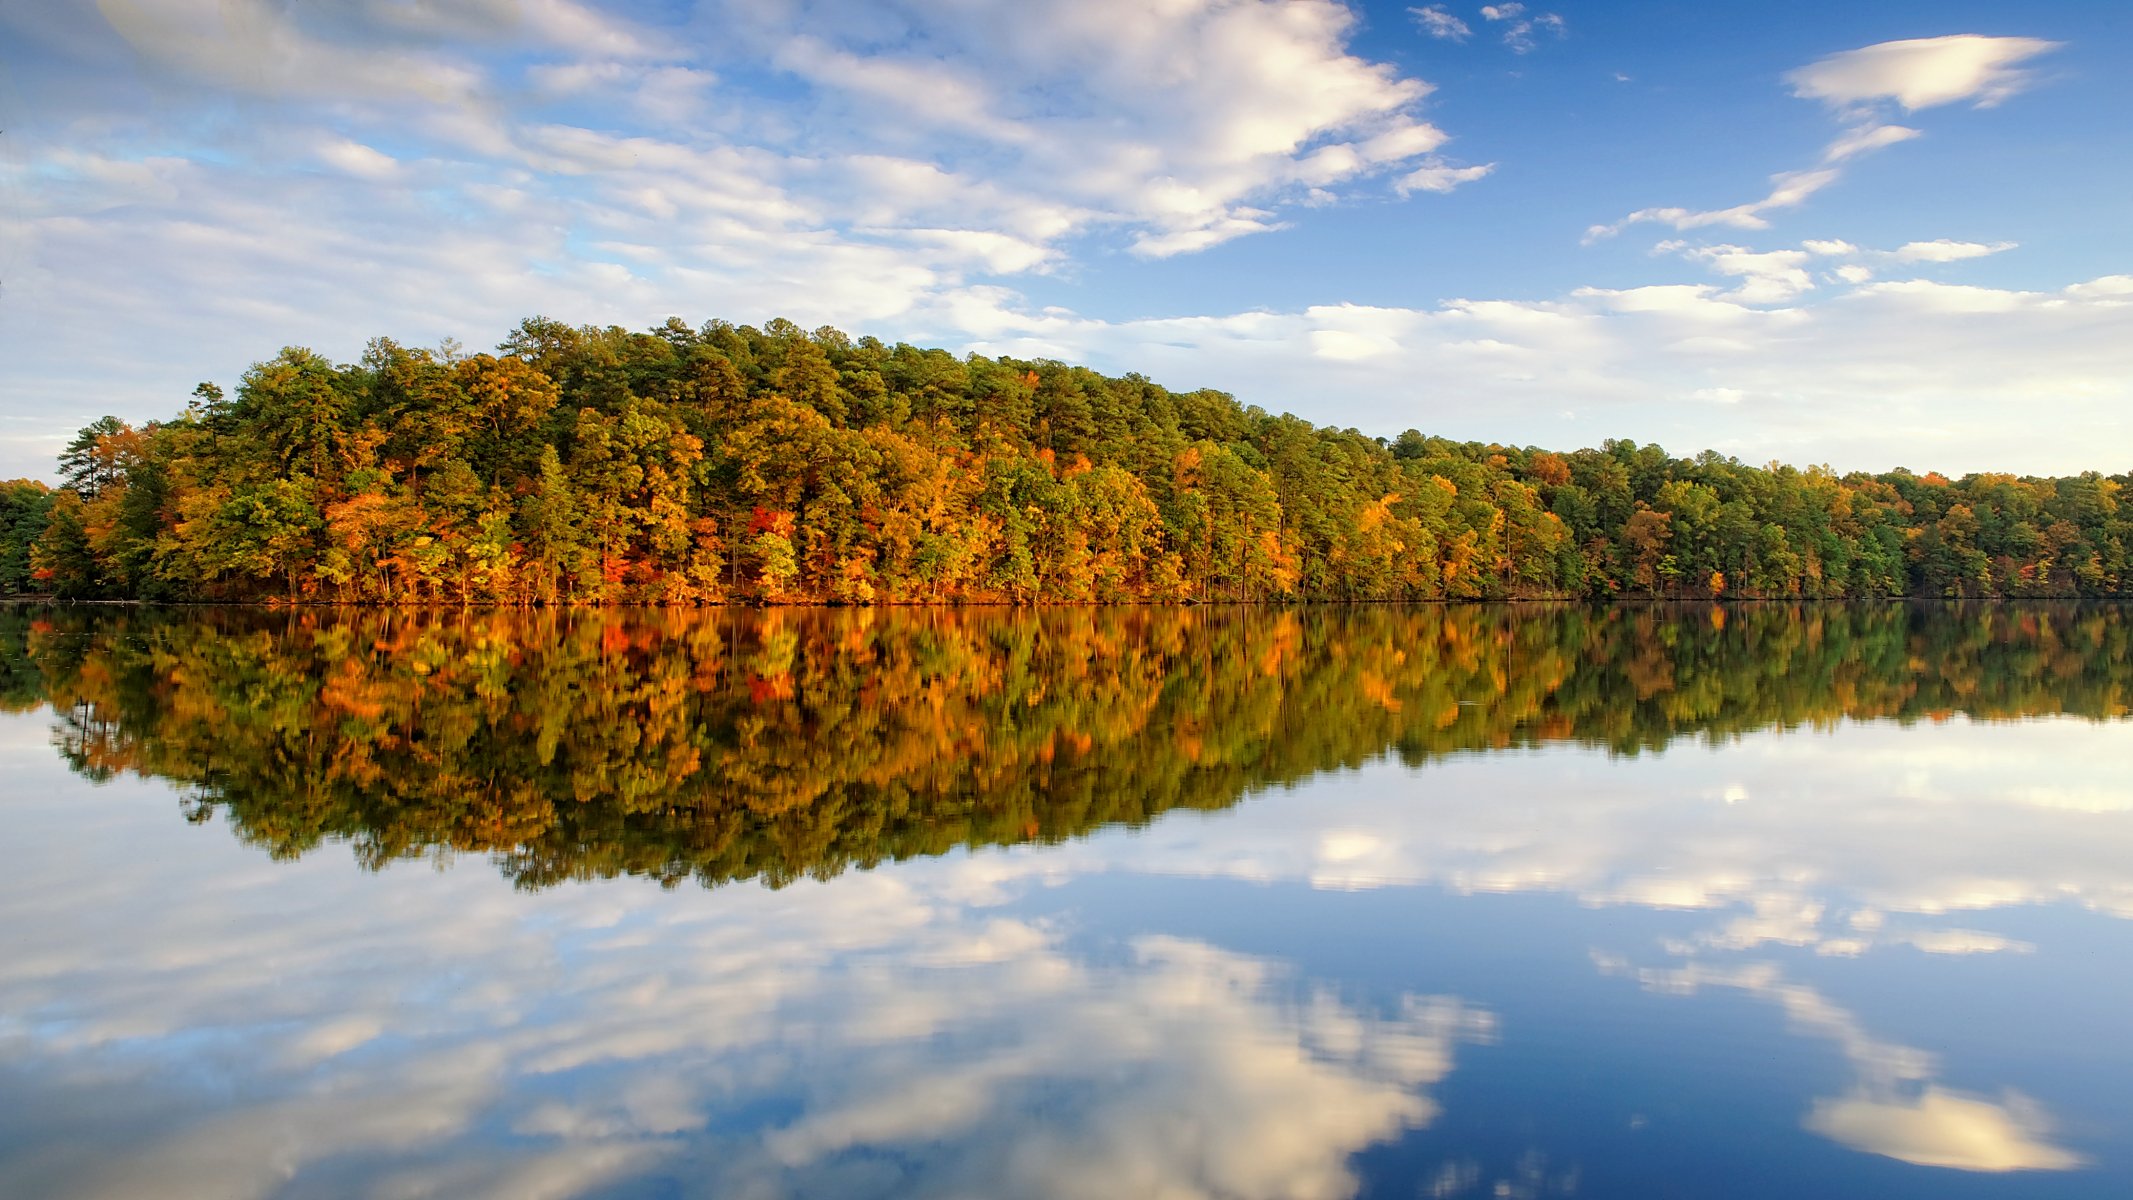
1 316 2126 603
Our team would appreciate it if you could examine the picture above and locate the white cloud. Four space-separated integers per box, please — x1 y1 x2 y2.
1890 238 2017 263
771 35 1035 146
0 0 1481 477
1792 236 2016 281
1629 963 2083 1172
96 0 492 104
1589 166 1842 238
736 0 1450 256
1670 243 1817 304
953 266 2133 473
1808 1090 2086 1172
1785 35 2062 113
86 0 1457 258
315 136 400 180
1396 159 1495 194
1592 36 2056 243
0 744 1497 1200
6 690 2127 1193
0 5 2112 488
1479 2 1565 54
528 62 717 121
1410 5 1470 42
1820 121 1924 162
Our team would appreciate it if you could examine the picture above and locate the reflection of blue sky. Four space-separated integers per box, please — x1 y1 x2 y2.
2 714 2131 1196
1618 961 2083 1173
1021 717 2133 935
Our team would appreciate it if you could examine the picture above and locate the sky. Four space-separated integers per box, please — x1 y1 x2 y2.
2 0 2130 481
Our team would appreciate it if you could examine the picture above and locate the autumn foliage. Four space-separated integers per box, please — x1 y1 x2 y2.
9 601 2126 891
2 316 2128 604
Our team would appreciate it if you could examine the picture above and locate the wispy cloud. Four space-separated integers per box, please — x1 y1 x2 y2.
1589 35 2058 241
1410 5 1471 42
1785 34 2061 113
1396 159 1496 195
0 0 1495 472
1480 3 1565 54
956 272 2133 474
1628 962 2080 1172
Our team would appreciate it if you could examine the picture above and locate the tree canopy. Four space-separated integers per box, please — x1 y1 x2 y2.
4 316 2127 603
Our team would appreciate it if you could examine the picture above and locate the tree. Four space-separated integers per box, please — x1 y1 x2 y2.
23 315 2132 605
32 492 102 598
57 416 131 499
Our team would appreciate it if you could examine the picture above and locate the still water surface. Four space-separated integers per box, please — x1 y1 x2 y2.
1 602 2130 1199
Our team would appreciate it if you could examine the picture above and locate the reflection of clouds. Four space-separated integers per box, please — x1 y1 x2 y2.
1016 718 2133 954
51 1048 515 1200
755 938 1492 1199
4 713 2125 1195
1623 961 2083 1173
0 733 1490 1200
1658 897 2033 959
1806 1090 2084 1173
1423 1150 1579 1199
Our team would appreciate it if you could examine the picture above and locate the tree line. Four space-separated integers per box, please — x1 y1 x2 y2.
1 316 2127 604
12 602 2126 890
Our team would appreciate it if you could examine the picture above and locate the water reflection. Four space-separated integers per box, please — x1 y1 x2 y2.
1621 961 2083 1173
0 757 1495 1200
3 603 2131 1199
6 602 2127 890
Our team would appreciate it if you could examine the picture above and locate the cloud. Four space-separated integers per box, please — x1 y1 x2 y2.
737 0 1450 256
903 717 2133 934
1479 3 1565 54
95 0 491 104
1665 243 1817 304
771 34 1035 146
528 62 717 121
0 5 2109 488
1629 963 2084 1172
951 268 2133 474
1591 36 2056 242
1588 166 1842 239
1640 235 2017 311
1890 238 2017 263
0 0 1481 476
1795 236 2016 283
1396 159 1496 195
314 137 400 180
1820 121 1924 163
0 749 1497 1199
2 129 2124 482
3 678 2126 1194
1807 1090 2086 1172
1410 5 1470 42
1785 35 2062 113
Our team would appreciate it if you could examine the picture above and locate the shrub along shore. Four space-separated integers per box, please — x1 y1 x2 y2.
2 317 2125 605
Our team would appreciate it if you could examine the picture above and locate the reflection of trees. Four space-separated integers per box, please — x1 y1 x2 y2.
6 602 2128 891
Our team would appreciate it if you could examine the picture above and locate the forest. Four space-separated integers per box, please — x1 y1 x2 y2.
10 602 2126 890
1 316 2127 604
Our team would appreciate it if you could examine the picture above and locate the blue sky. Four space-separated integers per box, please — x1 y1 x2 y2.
3 0 2130 479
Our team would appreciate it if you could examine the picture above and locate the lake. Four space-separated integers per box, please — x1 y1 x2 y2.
2 602 2130 1199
